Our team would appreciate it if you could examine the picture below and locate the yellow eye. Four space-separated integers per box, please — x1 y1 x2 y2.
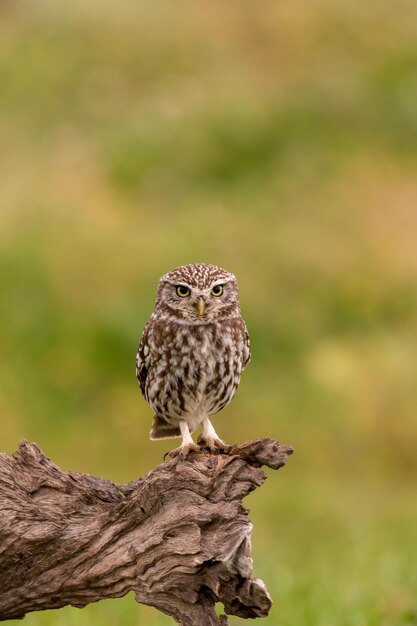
176 285 190 297
211 284 223 297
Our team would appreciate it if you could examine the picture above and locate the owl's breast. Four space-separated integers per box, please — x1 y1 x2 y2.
144 319 248 427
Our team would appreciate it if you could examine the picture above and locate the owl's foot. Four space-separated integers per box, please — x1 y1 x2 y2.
164 441 201 460
163 420 201 460
197 435 231 455
198 418 231 455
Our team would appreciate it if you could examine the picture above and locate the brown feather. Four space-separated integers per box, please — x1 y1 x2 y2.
149 415 181 440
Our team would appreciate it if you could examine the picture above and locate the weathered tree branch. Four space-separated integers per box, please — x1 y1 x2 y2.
0 438 293 625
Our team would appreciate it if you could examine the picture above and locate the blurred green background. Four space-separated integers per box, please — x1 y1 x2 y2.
1 1 417 624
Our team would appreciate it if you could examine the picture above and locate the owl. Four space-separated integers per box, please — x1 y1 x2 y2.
136 263 250 458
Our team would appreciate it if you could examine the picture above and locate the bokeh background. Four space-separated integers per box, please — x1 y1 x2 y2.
1 1 417 624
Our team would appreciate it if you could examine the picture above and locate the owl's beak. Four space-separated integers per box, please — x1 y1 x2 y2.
197 297 206 315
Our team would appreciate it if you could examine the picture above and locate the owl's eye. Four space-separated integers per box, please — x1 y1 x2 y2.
211 285 223 297
176 285 191 297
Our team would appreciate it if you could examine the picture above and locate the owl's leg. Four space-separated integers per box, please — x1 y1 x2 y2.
198 417 231 454
165 420 200 459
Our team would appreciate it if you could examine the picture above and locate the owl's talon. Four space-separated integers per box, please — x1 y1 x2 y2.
165 442 201 460
197 435 231 455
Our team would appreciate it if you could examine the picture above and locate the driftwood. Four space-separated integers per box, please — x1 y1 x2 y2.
0 438 293 625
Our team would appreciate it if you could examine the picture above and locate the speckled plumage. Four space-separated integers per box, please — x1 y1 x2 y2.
136 263 250 456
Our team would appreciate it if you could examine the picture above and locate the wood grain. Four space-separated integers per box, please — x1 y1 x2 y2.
0 438 293 625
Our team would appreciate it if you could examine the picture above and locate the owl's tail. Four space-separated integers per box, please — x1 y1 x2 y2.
149 415 181 440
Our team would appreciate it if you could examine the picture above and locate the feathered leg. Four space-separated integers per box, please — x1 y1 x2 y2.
198 417 231 453
165 420 200 459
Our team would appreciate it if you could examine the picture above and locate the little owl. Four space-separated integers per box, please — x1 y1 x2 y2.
136 263 250 458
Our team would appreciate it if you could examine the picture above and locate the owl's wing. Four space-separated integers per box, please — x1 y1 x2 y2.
136 321 152 398
242 323 251 368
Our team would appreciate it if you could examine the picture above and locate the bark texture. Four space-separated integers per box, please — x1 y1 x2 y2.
0 438 293 625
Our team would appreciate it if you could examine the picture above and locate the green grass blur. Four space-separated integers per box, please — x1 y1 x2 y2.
1 1 417 624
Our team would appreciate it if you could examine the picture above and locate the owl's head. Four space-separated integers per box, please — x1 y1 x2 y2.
154 263 240 323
